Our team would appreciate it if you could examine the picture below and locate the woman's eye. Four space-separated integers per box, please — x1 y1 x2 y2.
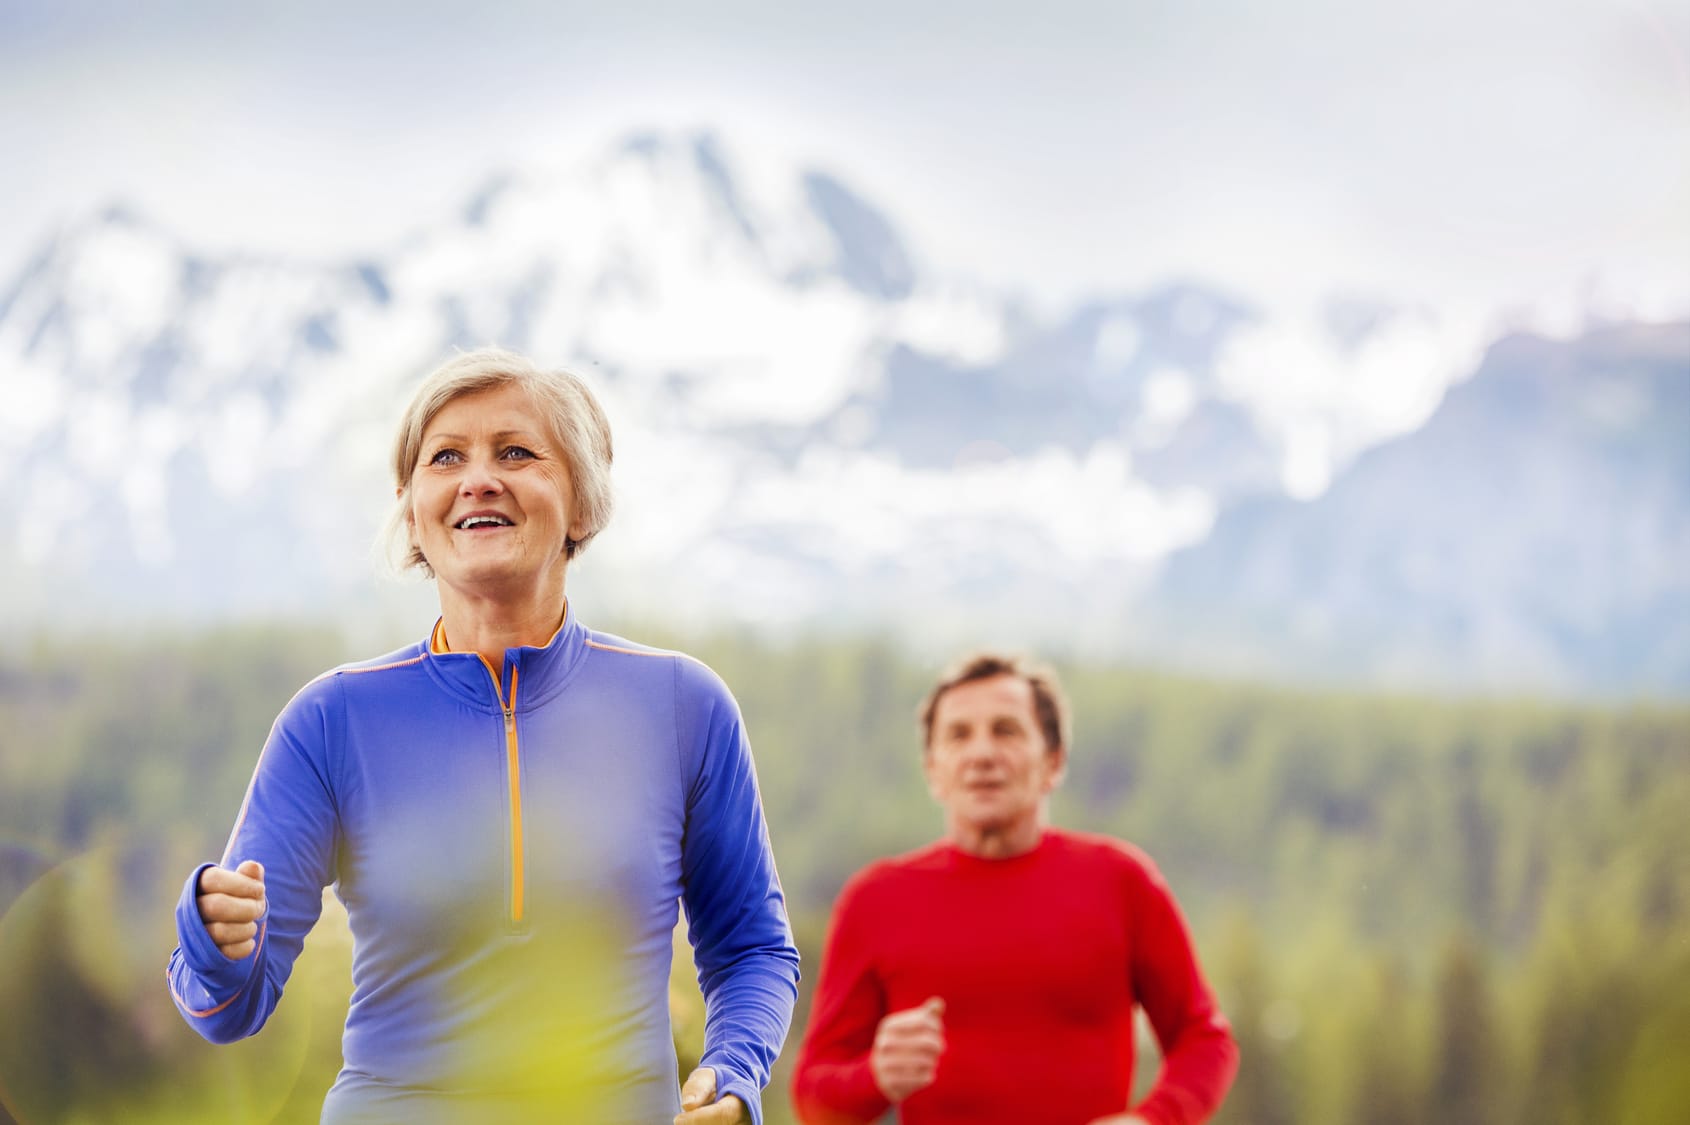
428 449 462 466
501 446 536 461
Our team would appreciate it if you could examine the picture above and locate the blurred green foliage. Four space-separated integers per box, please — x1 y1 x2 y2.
0 625 1685 1124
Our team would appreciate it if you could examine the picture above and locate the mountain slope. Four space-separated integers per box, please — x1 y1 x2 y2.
0 132 1274 632
1149 322 1690 692
1 130 1684 695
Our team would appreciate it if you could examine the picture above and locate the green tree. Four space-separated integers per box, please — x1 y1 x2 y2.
1344 956 1423 1125
1211 909 1295 1125
1428 934 1507 1125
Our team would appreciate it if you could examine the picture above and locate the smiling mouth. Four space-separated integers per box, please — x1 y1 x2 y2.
455 515 514 530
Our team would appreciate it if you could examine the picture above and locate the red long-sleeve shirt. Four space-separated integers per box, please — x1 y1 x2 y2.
791 829 1237 1125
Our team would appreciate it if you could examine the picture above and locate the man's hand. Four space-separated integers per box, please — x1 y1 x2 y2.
195 860 266 960
871 996 946 1104
674 1066 750 1124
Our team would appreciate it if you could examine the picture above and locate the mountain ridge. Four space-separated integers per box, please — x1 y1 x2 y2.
1 129 1682 695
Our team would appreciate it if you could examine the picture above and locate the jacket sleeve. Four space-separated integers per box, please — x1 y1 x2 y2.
676 657 802 1125
789 872 893 1125
1127 856 1240 1125
166 674 341 1043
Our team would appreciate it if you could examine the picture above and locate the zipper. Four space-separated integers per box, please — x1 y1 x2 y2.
481 659 527 932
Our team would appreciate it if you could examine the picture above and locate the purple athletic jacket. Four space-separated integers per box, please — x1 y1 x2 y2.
168 605 799 1124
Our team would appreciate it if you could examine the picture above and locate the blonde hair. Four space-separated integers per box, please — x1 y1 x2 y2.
383 347 615 574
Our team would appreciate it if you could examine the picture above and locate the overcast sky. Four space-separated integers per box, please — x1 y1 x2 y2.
4 0 1686 322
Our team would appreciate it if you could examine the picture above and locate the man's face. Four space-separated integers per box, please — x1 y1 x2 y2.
923 674 1065 840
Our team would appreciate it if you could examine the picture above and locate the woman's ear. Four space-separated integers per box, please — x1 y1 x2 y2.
400 491 418 551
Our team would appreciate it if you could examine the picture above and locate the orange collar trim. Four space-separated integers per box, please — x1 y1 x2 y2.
428 600 569 657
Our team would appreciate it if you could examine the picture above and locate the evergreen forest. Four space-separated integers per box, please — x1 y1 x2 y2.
0 625 1685 1124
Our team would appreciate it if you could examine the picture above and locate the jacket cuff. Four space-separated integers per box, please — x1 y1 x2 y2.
705 1064 763 1125
173 863 264 996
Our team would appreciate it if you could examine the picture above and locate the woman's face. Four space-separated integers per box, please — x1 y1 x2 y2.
407 383 583 602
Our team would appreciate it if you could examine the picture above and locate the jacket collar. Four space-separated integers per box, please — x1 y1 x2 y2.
420 599 591 712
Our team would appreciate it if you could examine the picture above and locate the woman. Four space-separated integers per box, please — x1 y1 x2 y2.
167 347 799 1125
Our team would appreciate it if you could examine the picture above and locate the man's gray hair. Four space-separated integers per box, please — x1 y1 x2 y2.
918 652 1071 754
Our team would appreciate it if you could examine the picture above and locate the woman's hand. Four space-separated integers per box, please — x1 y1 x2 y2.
195 859 266 959
674 1067 751 1124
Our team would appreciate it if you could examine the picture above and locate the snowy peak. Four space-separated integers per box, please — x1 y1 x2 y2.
1151 321 1690 692
2 129 1682 694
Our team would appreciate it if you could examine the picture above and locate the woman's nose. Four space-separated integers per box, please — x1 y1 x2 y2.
458 457 506 496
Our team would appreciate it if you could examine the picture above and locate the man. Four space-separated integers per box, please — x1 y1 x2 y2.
790 654 1238 1125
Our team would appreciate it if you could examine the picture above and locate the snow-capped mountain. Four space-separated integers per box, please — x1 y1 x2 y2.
1149 321 1690 694
1 130 1683 694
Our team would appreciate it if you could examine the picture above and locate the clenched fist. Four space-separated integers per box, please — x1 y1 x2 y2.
196 859 266 960
673 1066 750 1124
871 996 946 1104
